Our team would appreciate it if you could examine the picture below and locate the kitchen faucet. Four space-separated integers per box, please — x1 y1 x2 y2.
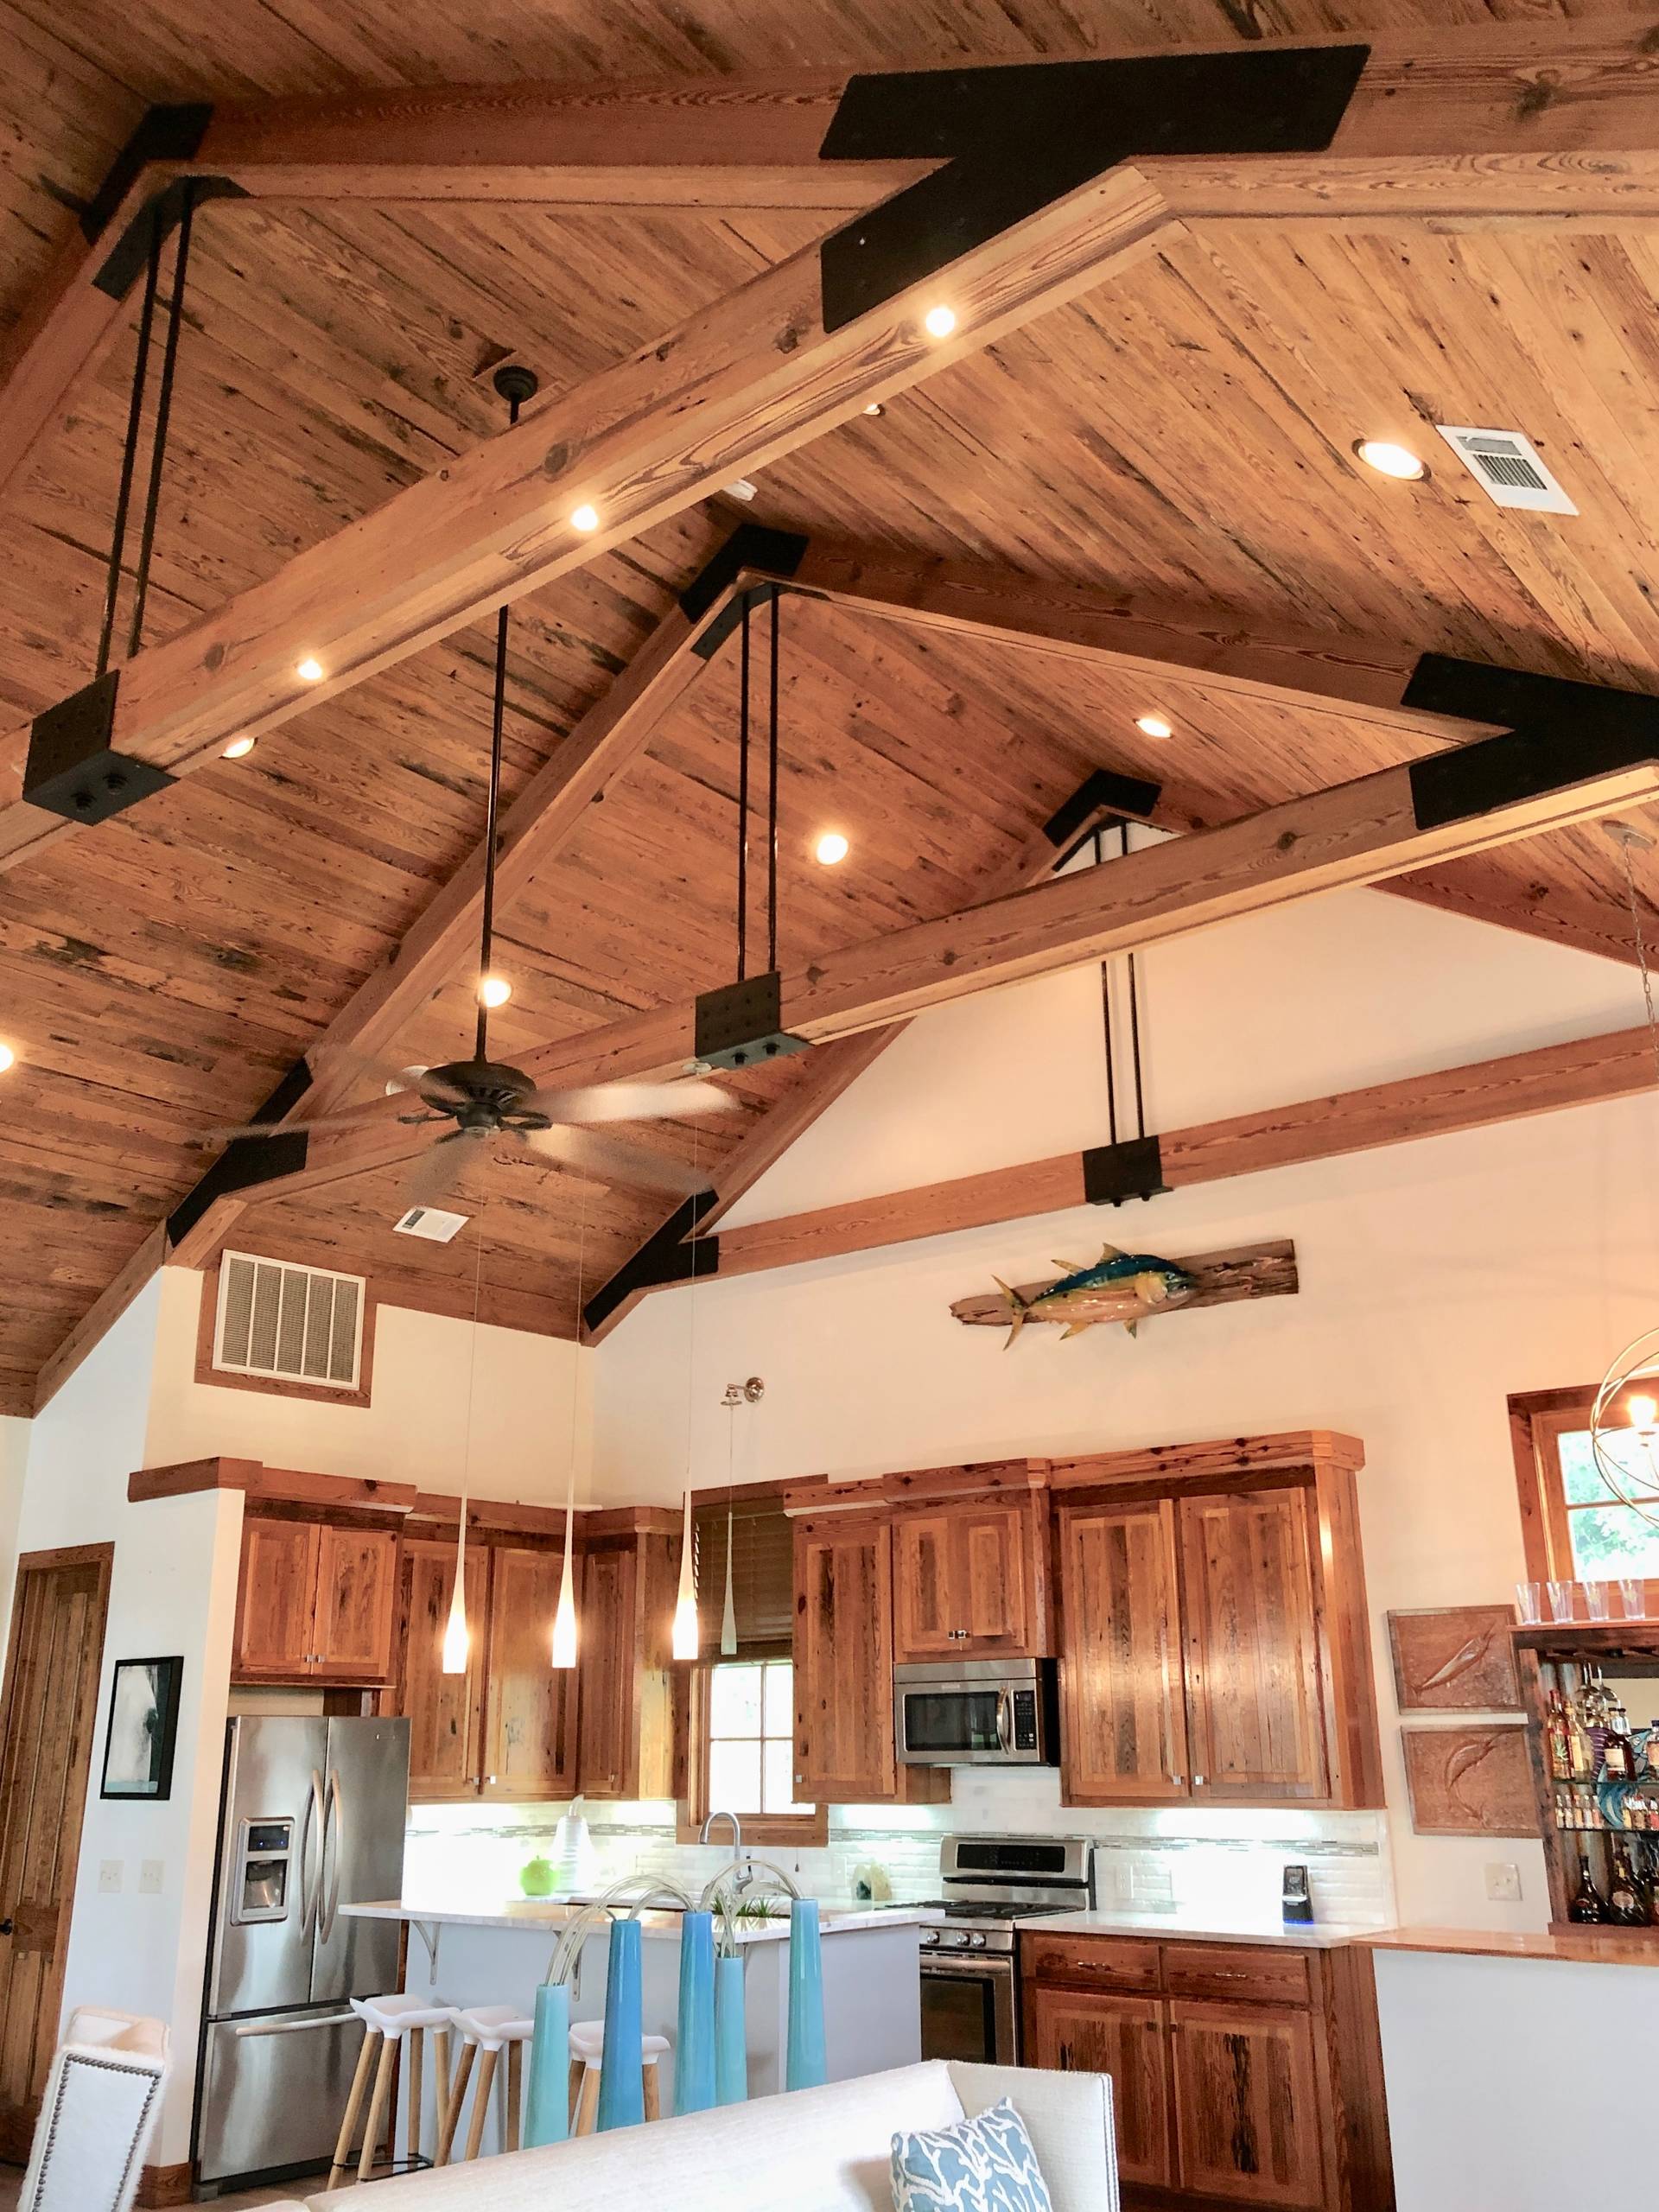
699 1808 745 1887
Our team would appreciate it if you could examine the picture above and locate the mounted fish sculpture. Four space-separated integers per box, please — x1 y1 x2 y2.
989 1243 1197 1346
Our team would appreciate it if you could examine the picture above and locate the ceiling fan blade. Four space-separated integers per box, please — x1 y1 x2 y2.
518 1122 713 1196
198 1096 434 1146
309 1041 433 1095
523 1077 739 1126
401 1131 474 1211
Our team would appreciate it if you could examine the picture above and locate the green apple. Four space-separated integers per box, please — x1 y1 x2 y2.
519 1855 556 1897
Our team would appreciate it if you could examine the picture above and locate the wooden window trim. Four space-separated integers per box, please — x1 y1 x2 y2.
194 1261 378 1409
678 1661 828 1849
1508 1382 1659 1582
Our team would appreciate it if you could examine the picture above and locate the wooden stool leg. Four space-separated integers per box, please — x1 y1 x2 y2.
642 2061 661 2121
435 2043 475 2168
567 2056 584 2127
505 2039 523 2152
433 2026 453 2147
575 2064 601 2137
463 2046 499 2163
328 2026 379 2191
407 2024 424 2166
358 2031 398 2183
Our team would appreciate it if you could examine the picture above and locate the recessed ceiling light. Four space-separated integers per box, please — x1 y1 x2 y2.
570 504 600 533
725 479 758 502
479 975 512 1008
1353 438 1427 482
221 735 257 760
1135 714 1173 741
863 402 886 417
296 656 324 683
815 831 849 866
0 1043 14 1073
923 306 957 340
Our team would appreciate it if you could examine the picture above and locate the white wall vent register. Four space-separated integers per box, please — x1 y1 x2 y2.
392 1205 468 1243
1433 424 1579 514
213 1252 365 1389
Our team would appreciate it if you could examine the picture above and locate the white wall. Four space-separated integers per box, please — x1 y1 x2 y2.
16 1276 242 2170
0 1412 30 1657
593 884 1659 1937
144 1267 593 1504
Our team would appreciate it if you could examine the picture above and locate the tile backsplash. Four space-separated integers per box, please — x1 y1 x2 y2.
405 1767 1394 1930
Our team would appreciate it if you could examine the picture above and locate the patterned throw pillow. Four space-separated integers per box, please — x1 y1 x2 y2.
890 2096 1056 2212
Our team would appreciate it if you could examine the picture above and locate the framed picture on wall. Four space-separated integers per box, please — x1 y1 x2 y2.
1388 1605 1522 1712
100 1656 183 1801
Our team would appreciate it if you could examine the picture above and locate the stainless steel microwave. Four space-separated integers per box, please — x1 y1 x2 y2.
894 1658 1058 1766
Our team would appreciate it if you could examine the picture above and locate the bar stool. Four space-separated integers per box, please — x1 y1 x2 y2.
566 2018 670 2134
327 1992 454 2190
438 2003 535 2164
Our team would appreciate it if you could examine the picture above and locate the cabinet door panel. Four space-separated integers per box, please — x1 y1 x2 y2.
313 1526 398 1681
576 1545 636 1799
956 1504 1030 1653
397 1538 486 1800
232 1521 320 1677
893 1514 957 1660
1180 1488 1328 1802
795 1518 899 1800
1027 1987 1170 2189
1169 1999 1325 2208
1059 1499 1187 1802
483 1547 578 1800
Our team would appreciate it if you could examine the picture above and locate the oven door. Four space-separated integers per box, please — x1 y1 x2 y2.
919 1953 1019 2067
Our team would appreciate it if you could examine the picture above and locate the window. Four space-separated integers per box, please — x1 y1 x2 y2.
1510 1385 1659 1586
707 1659 813 1821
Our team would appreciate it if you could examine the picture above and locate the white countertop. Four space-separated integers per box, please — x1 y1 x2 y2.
340 1897 933 1943
1022 1910 1389 1950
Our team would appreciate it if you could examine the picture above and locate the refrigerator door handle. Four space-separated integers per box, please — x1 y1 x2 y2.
301 1769 325 1935
321 1766 345 1942
232 2011 357 2037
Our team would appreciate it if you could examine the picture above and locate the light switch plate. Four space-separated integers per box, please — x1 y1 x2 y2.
139 1859 164 1895
1484 1862 1522 1902
98 1859 123 1895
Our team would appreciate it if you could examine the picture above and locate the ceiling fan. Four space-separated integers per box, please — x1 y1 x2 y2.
203 372 732 1207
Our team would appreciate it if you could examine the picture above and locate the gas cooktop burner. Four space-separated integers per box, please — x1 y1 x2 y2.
939 1901 1071 1922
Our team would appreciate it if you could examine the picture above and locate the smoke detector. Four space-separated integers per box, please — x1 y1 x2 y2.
1433 424 1578 515
393 1205 469 1243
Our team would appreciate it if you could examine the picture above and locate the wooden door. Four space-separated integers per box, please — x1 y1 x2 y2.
1027 1986 1171 2188
483 1548 579 1799
313 1526 398 1681
1059 1499 1187 1802
576 1544 637 1799
397 1538 486 1801
0 1547 112 2157
1168 1999 1325 2207
1179 1488 1329 1802
893 1513 959 1660
794 1517 902 1800
954 1503 1031 1653
232 1518 320 1677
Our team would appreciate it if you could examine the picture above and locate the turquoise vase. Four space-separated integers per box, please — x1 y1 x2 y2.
675 1910 716 2116
714 1952 747 2106
785 1897 826 2091
524 1980 570 2147
597 1918 645 2132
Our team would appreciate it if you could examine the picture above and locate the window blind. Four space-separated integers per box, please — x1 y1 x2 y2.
695 1487 793 1657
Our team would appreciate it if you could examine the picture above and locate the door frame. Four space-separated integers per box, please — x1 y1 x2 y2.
0 1541 115 2153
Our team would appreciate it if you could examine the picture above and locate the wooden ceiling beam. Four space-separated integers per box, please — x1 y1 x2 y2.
11 22 1659 874
706 1019 1659 1284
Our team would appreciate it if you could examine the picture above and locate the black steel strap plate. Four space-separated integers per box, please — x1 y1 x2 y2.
23 672 176 823
1081 1135 1168 1208
694 971 811 1071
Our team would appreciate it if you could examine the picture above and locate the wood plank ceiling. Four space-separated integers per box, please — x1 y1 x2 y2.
3 0 1659 1411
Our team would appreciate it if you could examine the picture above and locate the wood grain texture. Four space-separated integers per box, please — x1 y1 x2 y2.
481 1545 579 1799
1027 1986 1171 2189
1058 1497 1188 1806
1400 1724 1539 1836
397 1536 486 1800
1168 1997 1325 2209
232 1519 321 1680
1387 1606 1522 1713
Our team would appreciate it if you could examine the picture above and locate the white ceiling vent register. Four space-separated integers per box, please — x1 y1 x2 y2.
214 1252 365 1390
393 1205 468 1244
1434 424 1579 515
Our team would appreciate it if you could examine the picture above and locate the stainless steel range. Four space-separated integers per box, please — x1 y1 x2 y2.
916 1833 1095 2066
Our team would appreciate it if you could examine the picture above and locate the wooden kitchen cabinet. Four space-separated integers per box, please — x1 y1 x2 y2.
232 1514 397 1683
397 1537 487 1800
1027 1986 1171 2188
893 1497 1045 1659
575 1511 678 1802
1168 1997 1325 2209
794 1516 902 1801
483 1545 578 1799
1052 1433 1382 1811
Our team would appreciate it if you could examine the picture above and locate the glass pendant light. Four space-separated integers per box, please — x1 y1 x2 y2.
441 1520 470 1675
552 1189 589 1668
672 1485 700 1662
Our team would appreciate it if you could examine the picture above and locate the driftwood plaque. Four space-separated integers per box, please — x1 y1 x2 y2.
1389 1605 1521 1713
1401 1726 1539 1837
950 1238 1298 1332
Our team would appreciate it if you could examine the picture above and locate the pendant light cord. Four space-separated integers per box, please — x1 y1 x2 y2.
1618 829 1659 1090
736 600 752 982
767 589 781 976
474 382 524 1062
458 1216 486 1551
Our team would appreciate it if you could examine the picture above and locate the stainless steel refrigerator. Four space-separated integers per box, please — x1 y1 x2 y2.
194 1715 410 2190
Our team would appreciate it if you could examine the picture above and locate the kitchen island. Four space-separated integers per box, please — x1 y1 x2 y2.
341 1897 930 2158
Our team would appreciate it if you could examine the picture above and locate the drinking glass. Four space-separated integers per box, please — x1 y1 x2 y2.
1583 1581 1612 1622
1547 1579 1578 1623
1620 1577 1649 1620
1515 1580 1545 1624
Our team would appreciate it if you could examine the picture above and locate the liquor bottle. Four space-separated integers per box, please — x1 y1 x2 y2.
1568 1853 1609 1923
1547 1693 1574 1780
1608 1842 1648 1926
1605 1697 1637 1783
1645 1722 1659 1778
1567 1691 1596 1783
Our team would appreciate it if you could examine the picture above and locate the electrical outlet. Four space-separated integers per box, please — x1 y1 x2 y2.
139 1859 163 1895
98 1859 123 1895
1484 1862 1522 1903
